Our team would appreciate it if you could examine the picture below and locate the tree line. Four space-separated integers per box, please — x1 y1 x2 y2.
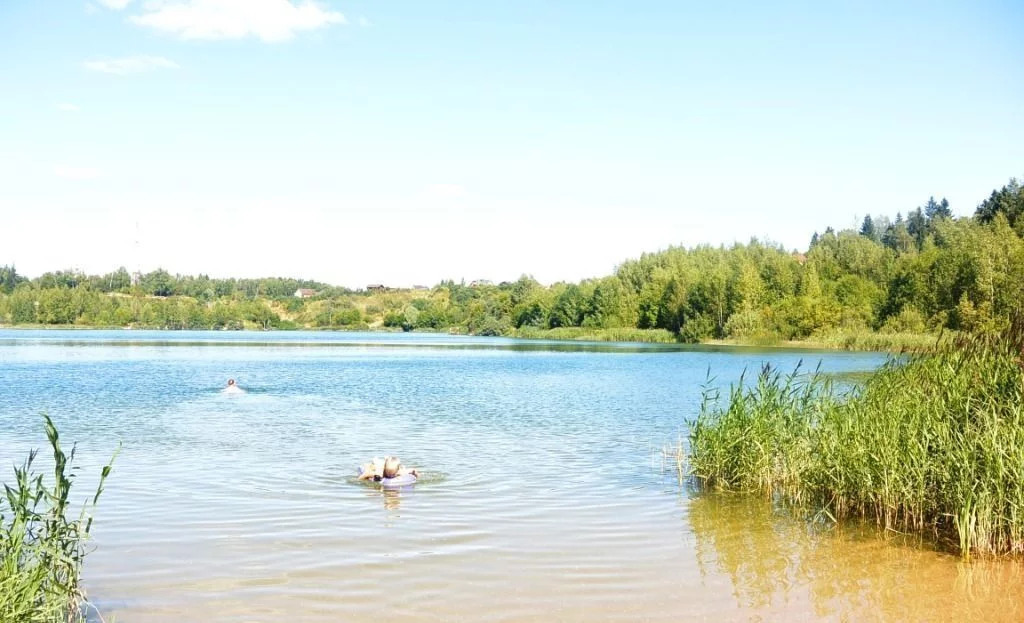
1 177 1022 342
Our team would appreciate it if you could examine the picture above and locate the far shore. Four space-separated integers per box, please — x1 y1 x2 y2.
0 323 939 352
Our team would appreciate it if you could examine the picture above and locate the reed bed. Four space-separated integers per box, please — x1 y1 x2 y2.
687 319 1024 558
0 416 116 623
512 326 678 343
796 329 943 352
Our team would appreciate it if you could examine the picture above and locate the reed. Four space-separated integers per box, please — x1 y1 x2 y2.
512 326 678 343
688 365 833 503
687 319 1024 558
0 416 117 623
796 329 943 352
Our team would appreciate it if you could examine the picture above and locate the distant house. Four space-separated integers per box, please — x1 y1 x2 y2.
469 279 493 287
367 284 389 293
411 285 430 291
294 288 317 299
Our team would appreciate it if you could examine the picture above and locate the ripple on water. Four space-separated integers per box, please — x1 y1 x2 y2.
5 332 1022 622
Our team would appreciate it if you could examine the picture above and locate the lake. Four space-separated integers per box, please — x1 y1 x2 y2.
1 329 1022 622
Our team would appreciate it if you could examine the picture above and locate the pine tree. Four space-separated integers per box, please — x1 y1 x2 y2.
975 178 1023 231
907 208 927 248
859 215 877 240
925 196 952 220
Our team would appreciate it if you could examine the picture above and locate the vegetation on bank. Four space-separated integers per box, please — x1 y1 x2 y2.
0 416 116 623
707 329 943 352
511 327 678 343
687 318 1024 558
1 177 1021 349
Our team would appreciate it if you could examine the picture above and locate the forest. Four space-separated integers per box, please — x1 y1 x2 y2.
2 177 1022 348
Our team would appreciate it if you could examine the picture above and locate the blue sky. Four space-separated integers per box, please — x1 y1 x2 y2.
1 0 1021 287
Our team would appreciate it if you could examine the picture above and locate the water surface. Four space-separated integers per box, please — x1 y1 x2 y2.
0 330 1020 621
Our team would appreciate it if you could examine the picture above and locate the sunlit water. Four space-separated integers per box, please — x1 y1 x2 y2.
1 329 1022 622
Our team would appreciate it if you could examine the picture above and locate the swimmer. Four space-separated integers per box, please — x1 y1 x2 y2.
223 378 244 394
358 455 419 481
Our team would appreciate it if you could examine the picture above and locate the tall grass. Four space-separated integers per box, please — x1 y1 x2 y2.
702 330 942 352
797 329 943 352
1 416 117 623
512 326 678 343
687 319 1024 558
688 365 835 504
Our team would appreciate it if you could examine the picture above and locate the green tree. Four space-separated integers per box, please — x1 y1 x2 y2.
584 276 636 328
975 178 1024 234
141 269 174 297
512 290 551 328
548 284 586 328
925 196 952 221
0 265 24 294
859 215 877 241
8 287 37 324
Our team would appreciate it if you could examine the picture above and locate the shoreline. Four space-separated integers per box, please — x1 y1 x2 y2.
0 323 936 353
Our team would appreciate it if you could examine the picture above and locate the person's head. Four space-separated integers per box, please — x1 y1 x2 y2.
382 456 401 479
227 378 235 386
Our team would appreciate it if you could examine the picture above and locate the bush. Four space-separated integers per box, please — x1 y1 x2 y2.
1 416 117 622
724 309 768 340
678 314 715 343
881 305 927 333
382 311 405 328
473 316 509 337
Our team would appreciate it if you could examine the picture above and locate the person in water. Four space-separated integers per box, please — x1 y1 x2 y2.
224 378 244 393
358 456 418 481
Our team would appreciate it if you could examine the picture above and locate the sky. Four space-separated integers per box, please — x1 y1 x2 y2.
0 0 1021 288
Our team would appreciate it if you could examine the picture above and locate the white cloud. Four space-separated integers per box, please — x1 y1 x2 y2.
54 166 101 181
57 103 80 112
130 0 345 42
82 56 180 75
97 0 134 9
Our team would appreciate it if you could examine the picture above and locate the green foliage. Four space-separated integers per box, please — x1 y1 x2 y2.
548 284 587 328
804 329 940 352
975 178 1024 234
512 294 549 329
473 316 509 337
859 215 877 241
925 196 952 221
412 301 448 329
513 326 677 342
2 176 1022 347
1 416 117 623
583 276 636 328
688 365 827 497
0 265 26 295
723 308 768 340
881 305 927 333
7 287 38 324
688 318 1024 558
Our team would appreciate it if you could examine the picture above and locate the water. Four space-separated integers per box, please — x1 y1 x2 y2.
1 329 1021 622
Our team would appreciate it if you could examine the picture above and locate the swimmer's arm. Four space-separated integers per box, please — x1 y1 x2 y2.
357 463 376 480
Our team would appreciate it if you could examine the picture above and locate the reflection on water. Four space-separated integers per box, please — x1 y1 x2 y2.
351 471 447 511
0 328 856 354
1 330 1021 621
687 494 1024 621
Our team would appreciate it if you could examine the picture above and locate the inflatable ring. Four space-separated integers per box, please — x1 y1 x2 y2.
358 466 418 488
